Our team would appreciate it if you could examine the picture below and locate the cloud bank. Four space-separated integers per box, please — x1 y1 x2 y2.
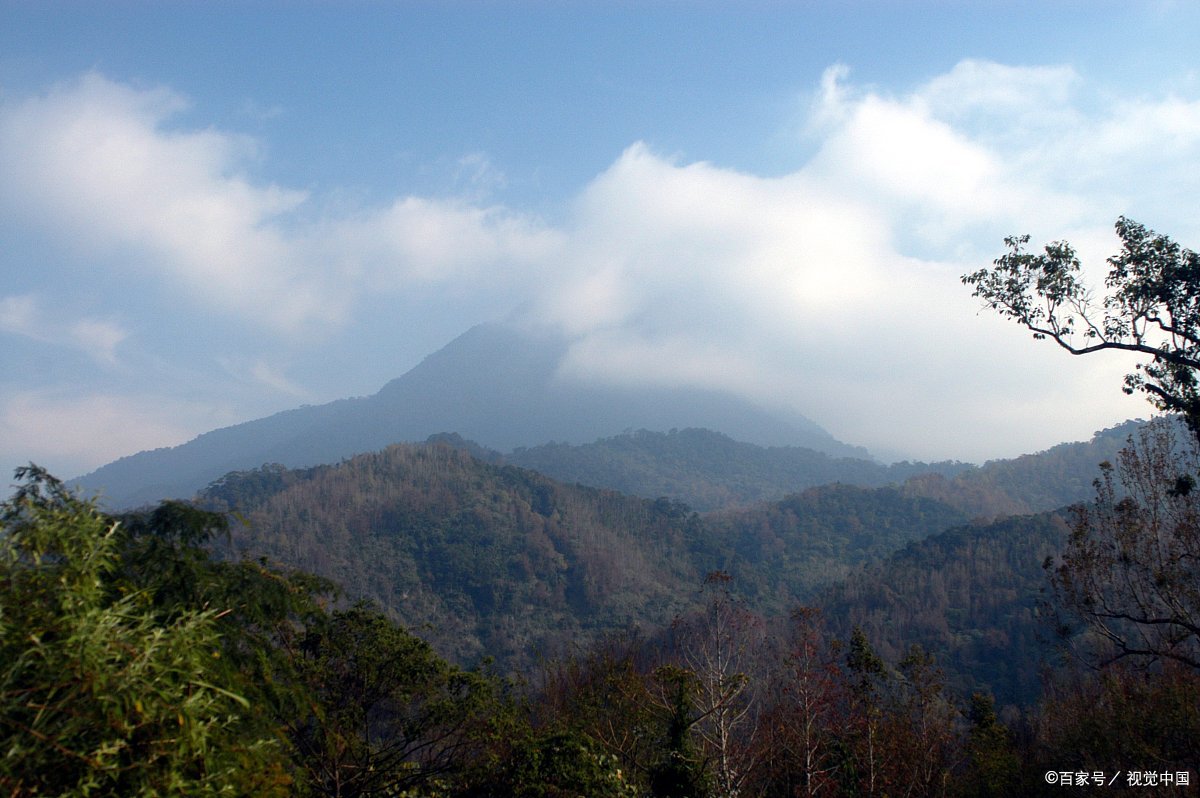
4 62 1200 476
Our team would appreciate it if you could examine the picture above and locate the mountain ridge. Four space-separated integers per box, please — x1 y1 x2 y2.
74 321 863 508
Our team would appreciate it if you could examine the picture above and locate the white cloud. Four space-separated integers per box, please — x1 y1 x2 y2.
0 293 127 366
216 356 313 401
526 62 1200 461
68 318 127 366
4 62 1200 466
0 74 328 331
323 196 560 288
453 152 508 199
918 60 1079 123
0 74 557 335
0 295 39 337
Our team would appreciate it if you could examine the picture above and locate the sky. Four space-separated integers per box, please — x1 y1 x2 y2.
3 1 1200 481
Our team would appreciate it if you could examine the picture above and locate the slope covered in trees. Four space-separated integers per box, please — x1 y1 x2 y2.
506 427 972 511
198 442 978 673
701 483 970 610
820 512 1069 708
201 444 708 667
503 422 1143 518
902 420 1147 519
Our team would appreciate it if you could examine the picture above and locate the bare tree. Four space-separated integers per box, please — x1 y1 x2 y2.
670 572 765 798
1050 417 1200 671
771 607 844 797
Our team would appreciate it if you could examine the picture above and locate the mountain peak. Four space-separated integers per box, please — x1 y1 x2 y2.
75 321 863 507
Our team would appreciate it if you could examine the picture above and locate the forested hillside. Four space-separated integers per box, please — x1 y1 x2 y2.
506 427 972 511
701 483 969 610
10 459 1198 797
902 420 1146 518
201 444 707 667
821 512 1069 707
199 442 978 672
493 422 1141 517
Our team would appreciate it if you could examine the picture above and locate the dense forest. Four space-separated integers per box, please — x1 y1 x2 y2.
5 462 1197 796
202 444 1062 674
454 422 1138 517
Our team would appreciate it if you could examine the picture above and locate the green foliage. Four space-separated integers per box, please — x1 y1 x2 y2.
533 631 664 796
279 602 506 798
0 466 289 796
705 484 969 610
1031 664 1200 793
823 512 1068 707
902 420 1140 519
959 693 1019 798
475 730 639 798
647 665 711 798
965 217 1200 437
201 444 704 670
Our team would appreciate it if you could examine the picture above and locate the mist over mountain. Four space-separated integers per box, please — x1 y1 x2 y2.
75 321 863 508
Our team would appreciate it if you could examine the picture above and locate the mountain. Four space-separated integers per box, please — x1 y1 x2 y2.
505 427 972 511
901 419 1149 519
74 321 863 508
819 511 1070 708
198 441 971 670
415 422 1145 521
201 443 708 668
497 421 1149 517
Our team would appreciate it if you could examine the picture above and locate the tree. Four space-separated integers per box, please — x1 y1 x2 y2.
958 693 1018 798
886 645 960 798
760 607 844 798
534 630 662 793
646 665 711 798
0 466 288 796
278 602 504 798
670 571 764 798
842 626 892 798
1049 418 1200 671
477 729 639 798
963 217 1200 439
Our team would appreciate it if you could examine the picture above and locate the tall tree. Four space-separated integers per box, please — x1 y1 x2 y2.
887 645 960 798
278 602 504 798
958 693 1018 798
672 572 764 798
761 607 844 798
1050 418 1200 671
843 626 892 798
963 217 1200 439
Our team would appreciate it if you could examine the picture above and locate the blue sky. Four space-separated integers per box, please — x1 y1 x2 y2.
3 2 1200 481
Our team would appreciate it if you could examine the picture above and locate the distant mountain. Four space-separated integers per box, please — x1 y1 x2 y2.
466 422 1143 516
901 419 1149 519
74 321 863 508
504 427 972 511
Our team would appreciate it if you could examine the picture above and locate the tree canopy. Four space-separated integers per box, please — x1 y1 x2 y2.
963 217 1200 437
